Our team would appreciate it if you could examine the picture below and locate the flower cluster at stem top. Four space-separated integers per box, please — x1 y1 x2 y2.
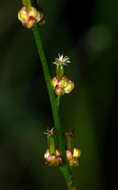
52 54 75 96
18 6 45 28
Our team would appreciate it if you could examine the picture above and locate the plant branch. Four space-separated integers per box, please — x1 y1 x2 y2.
32 26 75 190
21 1 76 189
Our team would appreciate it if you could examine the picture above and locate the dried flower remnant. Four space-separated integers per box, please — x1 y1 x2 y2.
53 54 71 66
44 128 55 136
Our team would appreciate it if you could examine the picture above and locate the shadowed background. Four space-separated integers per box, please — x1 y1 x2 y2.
0 0 117 190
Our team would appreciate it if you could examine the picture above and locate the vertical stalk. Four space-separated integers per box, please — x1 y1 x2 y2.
57 95 61 109
32 27 74 190
20 1 76 189
66 136 74 152
48 136 56 155
22 0 31 7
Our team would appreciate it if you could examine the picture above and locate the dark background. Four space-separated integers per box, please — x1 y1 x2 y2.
0 0 117 190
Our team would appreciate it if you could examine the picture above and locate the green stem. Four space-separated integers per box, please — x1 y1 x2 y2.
21 1 76 189
22 0 31 11
48 136 56 155
32 26 74 190
57 95 61 110
66 136 74 152
32 26 65 158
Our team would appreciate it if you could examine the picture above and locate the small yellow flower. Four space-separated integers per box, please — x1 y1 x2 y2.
73 147 81 158
64 80 74 94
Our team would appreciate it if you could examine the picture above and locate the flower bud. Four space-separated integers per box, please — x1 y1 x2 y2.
55 85 65 96
44 149 56 166
44 149 63 166
66 150 73 160
52 77 58 89
64 80 74 94
44 149 50 159
18 6 41 28
58 76 69 88
47 155 56 166
73 147 81 158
